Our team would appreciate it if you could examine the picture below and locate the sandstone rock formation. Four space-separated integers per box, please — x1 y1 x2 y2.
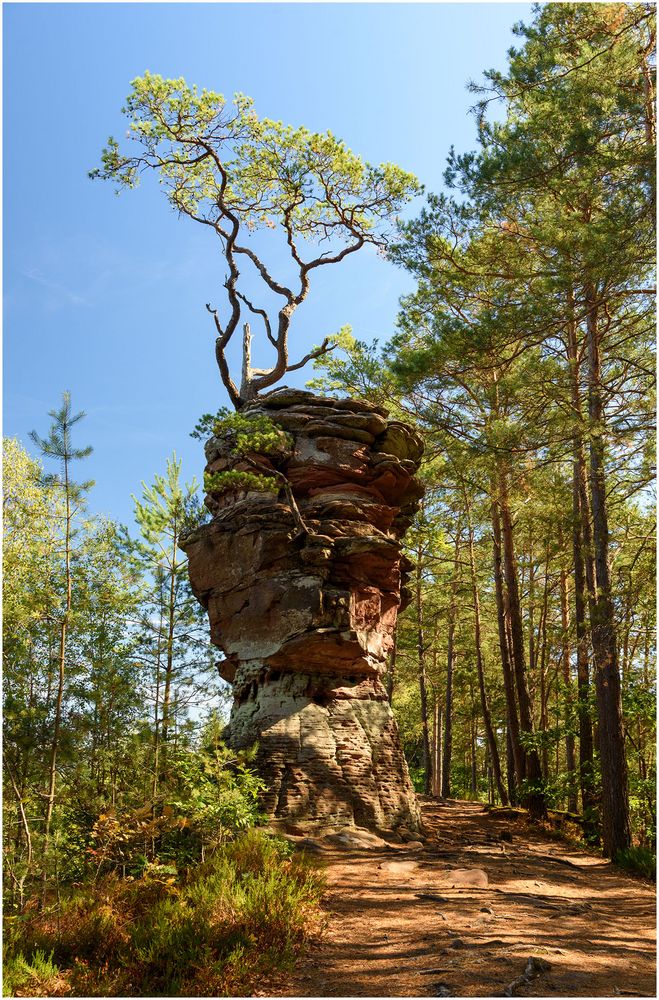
182 388 424 832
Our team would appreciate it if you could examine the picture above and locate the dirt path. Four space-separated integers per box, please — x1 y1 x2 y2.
267 798 656 998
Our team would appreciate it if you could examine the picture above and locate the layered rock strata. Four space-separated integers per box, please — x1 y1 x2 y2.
182 388 424 832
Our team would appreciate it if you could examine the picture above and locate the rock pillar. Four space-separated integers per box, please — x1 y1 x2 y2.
182 388 424 832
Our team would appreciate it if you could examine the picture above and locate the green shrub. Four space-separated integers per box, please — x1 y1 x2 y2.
163 742 266 866
407 766 425 793
56 895 129 964
3 948 65 998
204 469 278 496
196 410 293 500
4 829 325 996
83 738 267 879
615 845 656 881
222 827 293 873
129 894 216 993
127 831 324 994
191 410 293 456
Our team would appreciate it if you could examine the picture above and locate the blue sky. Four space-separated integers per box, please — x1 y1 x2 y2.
4 2 534 529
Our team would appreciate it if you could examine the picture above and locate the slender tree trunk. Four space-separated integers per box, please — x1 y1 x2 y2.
496 467 546 818
441 616 454 799
466 503 507 805
415 541 432 795
492 500 524 794
152 608 165 806
641 40 657 148
584 284 631 857
560 568 578 814
538 548 551 782
441 527 462 799
161 522 180 772
567 306 599 837
639 24 657 219
431 695 442 797
470 692 478 798
620 574 636 685
43 633 54 758
6 759 33 870
44 456 72 851
386 632 397 705
431 698 437 796
506 726 517 805
435 705 443 799
528 535 536 680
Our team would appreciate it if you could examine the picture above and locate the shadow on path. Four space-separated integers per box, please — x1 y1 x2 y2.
265 798 656 998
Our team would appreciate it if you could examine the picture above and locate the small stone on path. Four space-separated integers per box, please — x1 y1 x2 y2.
441 867 489 888
378 859 419 874
325 828 388 849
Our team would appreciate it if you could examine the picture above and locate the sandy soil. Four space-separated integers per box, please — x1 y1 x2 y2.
266 798 656 998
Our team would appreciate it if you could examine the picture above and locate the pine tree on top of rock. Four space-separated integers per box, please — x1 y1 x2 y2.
91 74 421 408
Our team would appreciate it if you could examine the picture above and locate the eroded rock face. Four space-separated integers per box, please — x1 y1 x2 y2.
182 388 424 832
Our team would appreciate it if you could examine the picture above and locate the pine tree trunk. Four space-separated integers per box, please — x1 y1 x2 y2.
539 549 551 782
441 530 461 798
152 609 165 806
639 24 656 217
466 506 508 805
44 456 72 852
161 522 180 769
492 500 525 791
431 698 442 797
560 568 578 814
506 725 517 805
415 545 432 795
497 465 546 819
386 632 397 705
528 535 536 681
470 696 478 798
441 617 454 798
435 705 443 798
584 285 631 857
567 306 599 837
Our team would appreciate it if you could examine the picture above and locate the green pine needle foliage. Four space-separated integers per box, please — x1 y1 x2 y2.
204 469 279 496
197 412 292 497
193 410 293 456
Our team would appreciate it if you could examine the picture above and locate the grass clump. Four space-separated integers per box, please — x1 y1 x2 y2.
3 830 325 997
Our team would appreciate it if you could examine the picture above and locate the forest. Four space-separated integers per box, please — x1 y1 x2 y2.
3 3 656 998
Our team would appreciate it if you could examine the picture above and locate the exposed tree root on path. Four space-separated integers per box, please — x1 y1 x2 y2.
264 798 656 997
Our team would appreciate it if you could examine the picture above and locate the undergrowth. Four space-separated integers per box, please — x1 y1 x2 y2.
3 948 69 998
3 829 325 997
615 845 656 881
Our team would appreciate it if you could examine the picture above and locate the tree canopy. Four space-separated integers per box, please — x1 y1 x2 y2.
92 74 421 407
313 1 655 857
